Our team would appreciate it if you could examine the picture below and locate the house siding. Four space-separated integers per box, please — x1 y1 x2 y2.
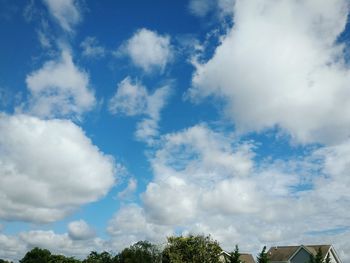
291 248 310 263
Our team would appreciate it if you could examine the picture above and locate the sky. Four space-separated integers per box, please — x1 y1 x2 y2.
1 0 350 261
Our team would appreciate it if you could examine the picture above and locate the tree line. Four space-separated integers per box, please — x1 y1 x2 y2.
0 234 330 263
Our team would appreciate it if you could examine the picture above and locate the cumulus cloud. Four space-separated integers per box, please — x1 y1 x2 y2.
25 50 96 118
142 125 260 226
107 204 173 248
42 0 81 33
109 77 171 144
102 124 350 260
0 114 116 223
68 220 95 240
80 36 106 58
189 0 350 144
118 28 172 73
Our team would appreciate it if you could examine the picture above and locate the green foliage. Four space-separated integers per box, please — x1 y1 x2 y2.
49 254 81 263
0 259 13 263
256 246 269 263
115 240 161 263
19 247 81 263
82 251 113 263
325 253 331 263
162 234 222 263
314 248 324 263
20 247 52 263
229 245 242 263
309 248 324 263
309 254 315 263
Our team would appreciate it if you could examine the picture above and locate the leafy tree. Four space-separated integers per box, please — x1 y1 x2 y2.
230 245 242 263
256 246 269 263
162 234 222 263
83 251 113 263
0 259 13 263
114 240 161 263
20 247 52 263
49 254 81 263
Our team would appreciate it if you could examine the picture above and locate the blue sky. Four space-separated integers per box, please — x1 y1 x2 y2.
1 0 350 261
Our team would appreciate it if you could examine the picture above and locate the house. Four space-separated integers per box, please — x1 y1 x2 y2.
267 245 342 263
219 251 255 263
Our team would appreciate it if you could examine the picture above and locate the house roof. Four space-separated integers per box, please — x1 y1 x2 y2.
267 246 300 261
219 251 255 263
267 245 331 262
240 253 255 263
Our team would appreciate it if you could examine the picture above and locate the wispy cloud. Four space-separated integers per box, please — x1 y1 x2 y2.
109 77 171 144
80 36 106 58
42 0 82 33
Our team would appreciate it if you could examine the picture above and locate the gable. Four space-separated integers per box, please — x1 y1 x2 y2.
290 247 311 263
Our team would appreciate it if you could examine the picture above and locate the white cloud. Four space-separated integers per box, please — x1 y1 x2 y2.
118 178 137 200
107 204 173 249
80 36 106 58
0 233 26 262
188 0 235 19
0 228 107 261
0 114 116 223
109 77 171 144
37 30 51 49
25 50 96 119
135 85 171 144
108 77 148 116
189 0 350 145
68 220 95 240
119 28 172 73
188 0 213 17
110 124 350 260
42 0 81 33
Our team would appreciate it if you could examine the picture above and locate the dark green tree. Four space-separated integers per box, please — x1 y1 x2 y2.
114 240 161 263
256 246 269 263
83 251 113 263
162 234 222 263
325 253 331 263
20 247 52 263
309 254 315 263
230 245 242 263
0 259 13 263
49 254 81 263
314 248 324 263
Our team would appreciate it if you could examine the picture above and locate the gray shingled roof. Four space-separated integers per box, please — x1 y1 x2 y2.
267 245 331 262
267 246 299 261
219 251 256 263
240 253 255 263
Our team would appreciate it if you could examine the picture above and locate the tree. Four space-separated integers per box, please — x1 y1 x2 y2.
20 247 51 263
49 254 81 263
115 240 161 263
162 234 222 263
83 251 113 263
0 259 13 263
325 253 331 263
256 246 269 263
308 248 325 263
314 248 324 263
230 245 242 263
